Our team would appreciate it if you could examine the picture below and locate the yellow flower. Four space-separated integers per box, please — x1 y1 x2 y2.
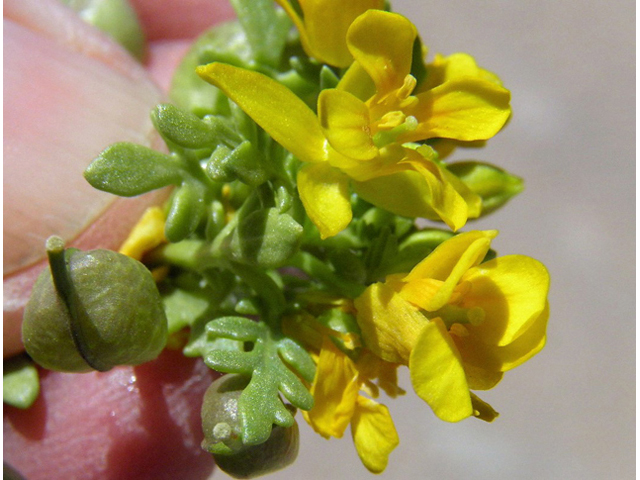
118 206 166 261
274 0 384 67
353 230 550 422
118 206 168 282
303 336 401 473
197 11 510 238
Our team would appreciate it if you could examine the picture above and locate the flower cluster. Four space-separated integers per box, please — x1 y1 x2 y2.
19 0 550 477
190 3 548 471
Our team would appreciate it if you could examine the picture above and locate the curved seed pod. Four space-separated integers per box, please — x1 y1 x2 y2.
201 374 299 479
22 236 167 372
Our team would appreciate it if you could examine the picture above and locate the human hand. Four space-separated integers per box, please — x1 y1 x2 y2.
4 1 234 478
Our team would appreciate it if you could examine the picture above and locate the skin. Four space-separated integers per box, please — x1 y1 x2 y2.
4 1 236 478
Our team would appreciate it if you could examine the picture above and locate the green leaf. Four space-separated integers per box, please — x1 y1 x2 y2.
152 104 238 149
169 22 254 117
229 0 292 67
203 318 315 445
278 338 316 382
207 140 270 187
229 262 287 321
84 142 182 196
231 208 303 268
161 286 213 334
3 355 40 409
319 65 340 90
165 183 207 242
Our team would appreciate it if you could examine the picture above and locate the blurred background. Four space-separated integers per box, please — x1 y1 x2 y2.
218 1 635 479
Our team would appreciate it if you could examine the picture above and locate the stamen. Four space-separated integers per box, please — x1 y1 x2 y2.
378 111 406 129
449 323 470 337
398 74 417 99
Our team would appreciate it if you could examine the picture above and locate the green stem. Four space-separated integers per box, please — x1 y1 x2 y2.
45 236 109 371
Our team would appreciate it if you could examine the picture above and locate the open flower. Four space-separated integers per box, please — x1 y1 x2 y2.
353 230 550 422
197 10 510 238
274 0 384 67
304 337 400 473
283 310 401 473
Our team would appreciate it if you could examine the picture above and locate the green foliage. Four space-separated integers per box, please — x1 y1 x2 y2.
229 0 292 68
170 22 255 117
203 317 315 445
84 142 182 196
231 208 303 269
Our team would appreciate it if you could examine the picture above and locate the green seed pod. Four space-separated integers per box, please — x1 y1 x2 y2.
22 236 167 373
201 374 299 479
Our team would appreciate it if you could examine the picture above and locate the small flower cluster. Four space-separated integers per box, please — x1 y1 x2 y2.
20 0 550 477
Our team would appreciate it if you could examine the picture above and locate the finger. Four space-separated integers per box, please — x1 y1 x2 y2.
4 349 219 480
145 39 194 93
130 0 236 41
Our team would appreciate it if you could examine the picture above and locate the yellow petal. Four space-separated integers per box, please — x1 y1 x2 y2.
461 255 550 346
118 206 166 260
405 230 497 282
294 0 385 67
440 166 483 219
463 363 504 390
409 318 473 422
346 10 417 93
412 78 511 141
318 89 377 160
457 302 549 372
354 281 426 364
297 163 352 238
304 337 360 438
406 154 472 231
197 62 327 164
338 61 376 101
419 53 504 92
351 396 399 473
352 167 468 230
340 143 410 182
403 230 497 311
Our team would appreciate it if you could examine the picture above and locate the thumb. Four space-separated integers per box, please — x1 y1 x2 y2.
3 1 168 356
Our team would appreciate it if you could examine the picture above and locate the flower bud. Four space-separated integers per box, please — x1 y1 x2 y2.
22 236 167 372
448 161 524 216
